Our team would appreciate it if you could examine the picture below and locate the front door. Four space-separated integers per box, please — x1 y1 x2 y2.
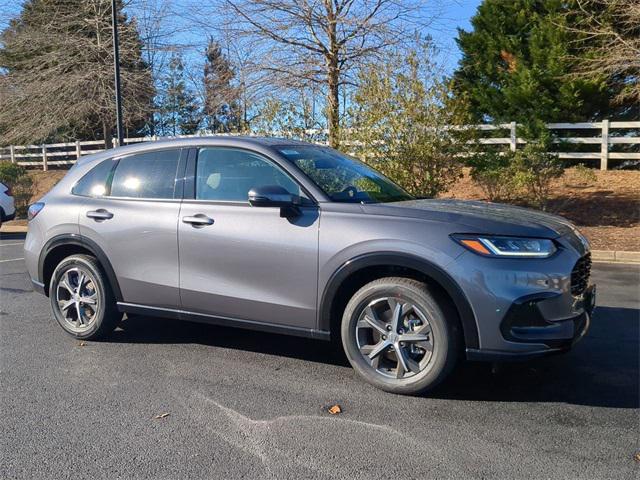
178 147 319 329
78 148 184 309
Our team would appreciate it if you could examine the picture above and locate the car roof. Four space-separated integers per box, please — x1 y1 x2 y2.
75 136 320 166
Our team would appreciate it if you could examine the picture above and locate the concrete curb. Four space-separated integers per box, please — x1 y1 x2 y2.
2 224 639 264
591 250 640 264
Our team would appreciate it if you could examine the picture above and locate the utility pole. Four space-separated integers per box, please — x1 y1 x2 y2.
111 0 124 145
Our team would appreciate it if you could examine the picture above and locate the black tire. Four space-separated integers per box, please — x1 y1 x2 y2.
49 254 120 340
341 277 460 395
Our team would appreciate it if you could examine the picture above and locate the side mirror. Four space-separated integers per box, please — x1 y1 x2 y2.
248 185 301 218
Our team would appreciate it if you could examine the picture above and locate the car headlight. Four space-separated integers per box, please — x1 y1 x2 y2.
452 234 557 258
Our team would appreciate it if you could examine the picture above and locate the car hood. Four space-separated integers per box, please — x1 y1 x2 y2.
361 199 575 238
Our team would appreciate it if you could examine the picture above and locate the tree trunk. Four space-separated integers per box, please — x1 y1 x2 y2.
102 121 113 149
327 55 340 148
325 1 339 148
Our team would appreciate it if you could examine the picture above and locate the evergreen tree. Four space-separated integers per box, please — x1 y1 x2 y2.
452 0 610 124
157 54 201 136
567 0 639 117
203 39 240 133
0 0 154 145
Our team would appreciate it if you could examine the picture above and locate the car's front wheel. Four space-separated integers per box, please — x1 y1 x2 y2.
341 277 460 395
49 254 120 340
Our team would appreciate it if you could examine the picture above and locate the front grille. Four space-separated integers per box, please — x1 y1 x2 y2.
571 253 591 296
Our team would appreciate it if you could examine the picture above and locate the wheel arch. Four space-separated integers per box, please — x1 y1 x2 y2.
38 234 123 301
319 252 479 349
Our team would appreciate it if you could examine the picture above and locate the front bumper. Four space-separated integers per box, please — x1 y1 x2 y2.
467 284 595 362
448 229 596 362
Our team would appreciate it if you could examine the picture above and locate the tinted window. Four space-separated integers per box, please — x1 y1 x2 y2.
195 148 301 202
110 150 180 199
72 159 116 197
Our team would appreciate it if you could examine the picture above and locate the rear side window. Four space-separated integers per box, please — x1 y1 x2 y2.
72 159 116 197
110 150 180 199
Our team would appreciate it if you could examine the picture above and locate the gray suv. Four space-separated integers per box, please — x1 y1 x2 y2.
24 137 595 394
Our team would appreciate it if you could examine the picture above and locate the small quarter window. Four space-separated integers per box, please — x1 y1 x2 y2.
72 159 116 197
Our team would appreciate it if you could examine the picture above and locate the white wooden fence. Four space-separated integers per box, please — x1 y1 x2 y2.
0 120 638 171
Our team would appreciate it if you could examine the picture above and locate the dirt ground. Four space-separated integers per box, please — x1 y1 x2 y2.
7 167 640 251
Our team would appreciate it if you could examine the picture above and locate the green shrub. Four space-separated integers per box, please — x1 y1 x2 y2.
570 163 598 187
0 161 34 217
511 140 564 210
0 161 26 184
468 150 517 202
469 136 563 210
349 43 472 198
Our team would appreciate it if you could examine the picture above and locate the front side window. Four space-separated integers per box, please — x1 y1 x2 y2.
110 150 181 199
277 146 413 203
72 159 116 197
195 148 302 202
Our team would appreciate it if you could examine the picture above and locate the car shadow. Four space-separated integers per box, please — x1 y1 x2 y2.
107 305 638 409
109 314 350 367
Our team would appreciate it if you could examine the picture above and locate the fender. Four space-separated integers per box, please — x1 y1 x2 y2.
318 252 480 349
38 234 123 301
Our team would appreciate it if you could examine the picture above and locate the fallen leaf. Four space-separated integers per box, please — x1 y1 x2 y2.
634 451 640 463
327 404 342 415
153 413 170 419
78 342 86 347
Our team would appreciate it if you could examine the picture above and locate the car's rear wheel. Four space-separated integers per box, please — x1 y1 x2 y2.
341 277 459 395
49 254 120 340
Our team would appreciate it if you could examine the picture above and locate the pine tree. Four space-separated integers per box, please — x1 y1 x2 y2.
452 0 611 124
203 39 240 133
157 54 201 136
0 0 154 145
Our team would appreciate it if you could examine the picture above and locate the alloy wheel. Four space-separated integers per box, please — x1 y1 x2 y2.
55 267 100 333
355 297 434 379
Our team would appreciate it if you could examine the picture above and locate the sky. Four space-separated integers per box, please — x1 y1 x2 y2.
420 0 482 73
1 0 482 76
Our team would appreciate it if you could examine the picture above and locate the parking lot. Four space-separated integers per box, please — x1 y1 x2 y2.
1 233 638 479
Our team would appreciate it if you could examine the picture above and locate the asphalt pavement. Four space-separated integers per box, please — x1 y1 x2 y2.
1 233 638 479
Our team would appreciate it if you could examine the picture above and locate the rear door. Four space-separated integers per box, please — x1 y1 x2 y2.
178 146 319 329
77 148 185 309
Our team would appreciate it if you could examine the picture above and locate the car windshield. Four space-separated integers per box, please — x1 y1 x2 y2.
277 146 413 203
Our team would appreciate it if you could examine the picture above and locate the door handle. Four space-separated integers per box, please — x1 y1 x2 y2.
182 214 214 227
86 209 114 221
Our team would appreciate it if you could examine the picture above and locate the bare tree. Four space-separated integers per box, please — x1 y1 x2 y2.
199 0 432 147
567 0 640 109
0 0 153 146
128 0 178 134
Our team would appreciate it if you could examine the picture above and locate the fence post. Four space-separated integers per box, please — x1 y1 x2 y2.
75 140 81 159
42 145 48 171
509 121 517 152
10 145 15 164
600 119 609 171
